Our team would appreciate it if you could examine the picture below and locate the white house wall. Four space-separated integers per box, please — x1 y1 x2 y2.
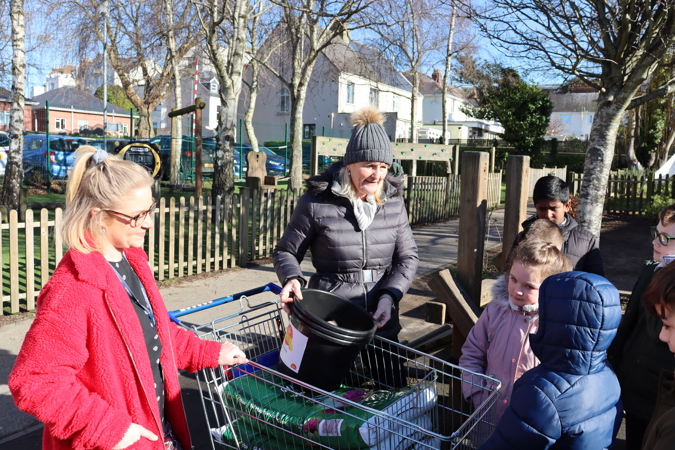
550 111 594 139
422 94 468 124
237 52 414 144
337 73 414 141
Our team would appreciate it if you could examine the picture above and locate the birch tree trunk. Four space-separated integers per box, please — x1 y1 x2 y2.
244 67 260 151
441 3 457 145
578 87 640 237
1 0 25 211
205 0 248 200
165 0 182 184
244 6 262 152
409 71 420 143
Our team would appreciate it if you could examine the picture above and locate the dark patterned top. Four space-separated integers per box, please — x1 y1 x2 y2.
109 256 165 423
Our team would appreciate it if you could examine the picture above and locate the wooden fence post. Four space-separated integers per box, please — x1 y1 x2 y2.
238 189 250 268
501 155 530 269
457 151 489 308
453 145 460 175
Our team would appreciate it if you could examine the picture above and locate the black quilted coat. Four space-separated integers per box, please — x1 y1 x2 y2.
273 162 419 339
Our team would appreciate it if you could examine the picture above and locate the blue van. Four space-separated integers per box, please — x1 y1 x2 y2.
23 134 87 179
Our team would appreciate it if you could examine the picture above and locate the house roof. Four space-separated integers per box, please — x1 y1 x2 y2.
549 92 599 113
403 71 466 99
322 40 412 92
30 86 130 114
0 87 10 101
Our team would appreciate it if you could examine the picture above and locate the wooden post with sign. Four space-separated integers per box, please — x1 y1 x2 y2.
457 151 489 308
501 155 530 270
168 97 206 197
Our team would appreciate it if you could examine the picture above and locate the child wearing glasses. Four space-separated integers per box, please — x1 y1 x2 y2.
9 147 248 450
607 203 675 449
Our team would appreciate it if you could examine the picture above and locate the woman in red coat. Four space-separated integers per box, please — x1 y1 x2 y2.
9 147 247 450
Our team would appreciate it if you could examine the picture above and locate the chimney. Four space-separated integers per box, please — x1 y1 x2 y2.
432 69 442 84
332 20 349 42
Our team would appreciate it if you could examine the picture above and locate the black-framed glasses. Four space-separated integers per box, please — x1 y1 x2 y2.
104 199 156 227
651 226 674 246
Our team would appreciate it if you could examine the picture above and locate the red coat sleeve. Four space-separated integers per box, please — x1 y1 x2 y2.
169 323 222 372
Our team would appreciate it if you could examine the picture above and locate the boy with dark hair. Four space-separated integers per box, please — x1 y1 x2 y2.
521 175 605 275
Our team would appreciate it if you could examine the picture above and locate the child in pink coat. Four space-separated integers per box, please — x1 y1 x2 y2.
459 239 571 426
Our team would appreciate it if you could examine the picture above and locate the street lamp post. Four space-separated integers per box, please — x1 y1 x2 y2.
101 0 109 150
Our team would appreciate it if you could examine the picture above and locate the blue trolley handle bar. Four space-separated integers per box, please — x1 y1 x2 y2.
168 282 282 325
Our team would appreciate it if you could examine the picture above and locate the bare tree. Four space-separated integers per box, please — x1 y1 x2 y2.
365 0 447 143
59 0 199 138
262 0 374 190
1 0 26 211
0 1 12 87
194 0 251 199
441 2 457 145
164 0 184 184
546 115 566 137
440 0 476 144
469 0 675 236
242 0 271 153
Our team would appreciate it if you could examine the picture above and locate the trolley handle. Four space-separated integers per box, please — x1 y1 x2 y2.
168 282 282 325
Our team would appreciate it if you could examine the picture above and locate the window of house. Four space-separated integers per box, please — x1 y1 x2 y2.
78 120 89 131
303 124 316 140
279 88 290 113
392 94 398 112
0 111 9 126
369 88 379 108
589 114 594 124
560 114 571 124
346 82 354 104
55 118 66 131
211 81 218 93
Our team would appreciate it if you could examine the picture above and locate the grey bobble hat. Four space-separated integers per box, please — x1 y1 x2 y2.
344 106 393 166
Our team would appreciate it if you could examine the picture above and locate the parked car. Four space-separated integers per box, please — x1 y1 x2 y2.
201 140 285 178
89 139 131 154
0 131 9 176
234 143 286 176
22 134 88 179
149 135 215 181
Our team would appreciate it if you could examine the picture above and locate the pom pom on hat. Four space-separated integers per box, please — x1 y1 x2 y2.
344 106 393 166
350 106 385 128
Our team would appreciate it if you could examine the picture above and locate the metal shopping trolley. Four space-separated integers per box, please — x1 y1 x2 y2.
169 283 501 450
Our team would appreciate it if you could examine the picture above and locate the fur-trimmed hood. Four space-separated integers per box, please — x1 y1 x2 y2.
305 161 404 200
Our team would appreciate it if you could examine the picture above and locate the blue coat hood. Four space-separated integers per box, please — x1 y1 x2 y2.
530 271 621 375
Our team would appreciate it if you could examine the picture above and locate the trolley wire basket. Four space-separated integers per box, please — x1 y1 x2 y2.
170 283 501 450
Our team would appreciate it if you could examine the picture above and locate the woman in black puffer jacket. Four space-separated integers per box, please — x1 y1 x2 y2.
273 107 419 386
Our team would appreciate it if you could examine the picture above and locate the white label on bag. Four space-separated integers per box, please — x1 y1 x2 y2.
279 322 308 373
318 419 343 436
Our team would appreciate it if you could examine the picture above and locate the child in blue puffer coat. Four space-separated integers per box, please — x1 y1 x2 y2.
481 271 623 449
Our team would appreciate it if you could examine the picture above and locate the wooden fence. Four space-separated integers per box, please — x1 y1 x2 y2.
3 173 503 314
529 166 567 198
568 172 675 214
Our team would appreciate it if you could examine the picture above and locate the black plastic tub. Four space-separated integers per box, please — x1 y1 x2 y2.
277 289 376 391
